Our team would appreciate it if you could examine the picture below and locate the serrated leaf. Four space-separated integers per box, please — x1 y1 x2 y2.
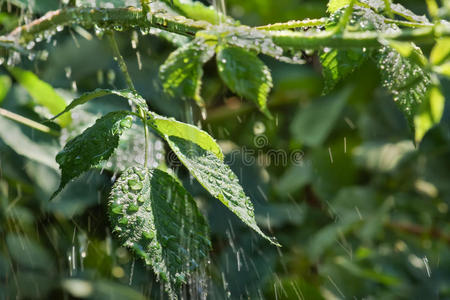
376 46 431 127
108 166 210 297
414 85 445 143
321 7 382 93
320 48 368 93
160 39 214 107
161 135 279 246
9 67 71 127
53 111 133 198
148 112 223 160
216 46 273 118
51 89 147 120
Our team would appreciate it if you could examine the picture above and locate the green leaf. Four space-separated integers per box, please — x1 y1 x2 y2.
387 40 428 68
108 167 210 296
390 2 429 23
320 8 382 93
320 48 368 93
51 89 147 120
53 111 133 198
160 39 215 107
148 112 223 160
9 67 71 127
0 115 59 169
159 0 234 25
430 37 450 66
106 121 165 172
290 88 351 147
376 46 431 127
328 0 351 13
414 84 445 143
0 75 11 103
160 135 279 246
216 46 273 118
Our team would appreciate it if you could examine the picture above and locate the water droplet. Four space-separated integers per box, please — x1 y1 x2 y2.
127 204 139 214
143 231 155 240
120 117 132 129
118 217 129 225
128 179 143 191
111 204 123 215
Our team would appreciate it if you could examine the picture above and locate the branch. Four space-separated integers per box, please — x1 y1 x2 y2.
2 6 449 52
5 7 206 45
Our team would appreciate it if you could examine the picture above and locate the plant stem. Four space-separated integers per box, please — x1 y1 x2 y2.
334 0 356 34
256 18 327 31
383 0 393 18
3 7 450 51
107 31 135 91
0 108 59 136
107 31 149 168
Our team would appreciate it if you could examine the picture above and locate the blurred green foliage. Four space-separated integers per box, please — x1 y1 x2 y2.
0 0 450 299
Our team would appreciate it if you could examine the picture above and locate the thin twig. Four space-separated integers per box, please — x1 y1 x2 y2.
0 108 59 136
107 31 149 168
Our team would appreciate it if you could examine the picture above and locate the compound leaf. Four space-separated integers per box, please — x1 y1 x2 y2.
216 46 273 118
53 111 133 198
160 39 214 107
108 167 210 297
148 112 223 160
162 135 279 246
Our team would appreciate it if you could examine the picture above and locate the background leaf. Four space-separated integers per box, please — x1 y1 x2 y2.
9 67 71 127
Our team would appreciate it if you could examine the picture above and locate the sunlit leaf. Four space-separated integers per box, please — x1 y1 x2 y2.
108 167 210 296
160 135 279 246
9 67 71 127
53 111 133 197
320 48 367 93
216 46 273 118
160 39 215 107
430 37 450 66
414 84 445 143
148 112 223 160
160 0 234 25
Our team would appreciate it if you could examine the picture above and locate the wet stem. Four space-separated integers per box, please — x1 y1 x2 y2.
107 31 149 168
